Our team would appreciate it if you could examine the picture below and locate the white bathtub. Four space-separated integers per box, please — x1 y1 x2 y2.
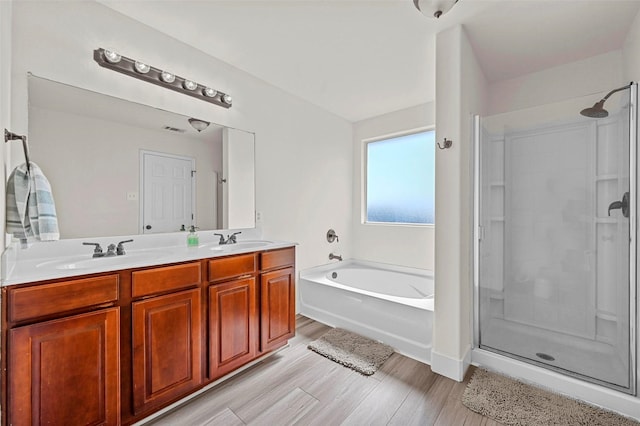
299 260 434 364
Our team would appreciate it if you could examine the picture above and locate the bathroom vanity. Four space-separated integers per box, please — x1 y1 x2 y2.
1 241 296 425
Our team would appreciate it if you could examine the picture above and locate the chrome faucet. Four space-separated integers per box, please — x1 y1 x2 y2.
329 253 343 261
83 239 134 258
105 244 117 257
117 239 133 255
214 231 242 245
83 242 105 258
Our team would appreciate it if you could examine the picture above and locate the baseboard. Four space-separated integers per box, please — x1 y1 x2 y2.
431 345 471 381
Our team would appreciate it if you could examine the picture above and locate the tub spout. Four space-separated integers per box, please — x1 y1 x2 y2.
329 253 343 261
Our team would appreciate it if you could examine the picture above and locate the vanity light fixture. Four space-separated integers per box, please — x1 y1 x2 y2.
188 118 210 132
93 48 232 109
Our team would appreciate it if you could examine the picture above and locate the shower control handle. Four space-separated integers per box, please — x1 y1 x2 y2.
608 192 630 218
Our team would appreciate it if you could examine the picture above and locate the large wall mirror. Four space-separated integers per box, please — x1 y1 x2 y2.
27 75 255 239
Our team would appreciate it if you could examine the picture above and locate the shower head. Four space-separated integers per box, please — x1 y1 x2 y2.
580 83 632 119
580 100 608 118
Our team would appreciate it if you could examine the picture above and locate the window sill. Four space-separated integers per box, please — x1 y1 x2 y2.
362 222 435 228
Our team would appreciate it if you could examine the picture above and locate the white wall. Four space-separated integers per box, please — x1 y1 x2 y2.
351 103 435 270
10 1 353 273
624 9 640 83
0 1 11 245
488 50 625 116
431 25 488 381
223 127 255 229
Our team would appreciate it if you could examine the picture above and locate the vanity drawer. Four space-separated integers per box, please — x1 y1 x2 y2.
260 247 295 271
132 262 201 298
8 274 119 323
208 254 257 282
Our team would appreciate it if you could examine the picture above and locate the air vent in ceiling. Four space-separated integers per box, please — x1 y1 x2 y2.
163 126 186 133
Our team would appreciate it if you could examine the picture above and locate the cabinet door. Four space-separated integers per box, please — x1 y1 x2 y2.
260 267 296 352
132 288 202 414
209 277 258 379
8 308 120 426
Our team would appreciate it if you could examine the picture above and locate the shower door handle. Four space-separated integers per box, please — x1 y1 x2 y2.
608 192 630 218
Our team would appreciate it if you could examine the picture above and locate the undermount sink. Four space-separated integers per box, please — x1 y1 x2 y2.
36 250 171 271
205 240 273 252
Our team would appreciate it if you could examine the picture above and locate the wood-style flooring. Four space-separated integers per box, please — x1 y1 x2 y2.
148 315 500 426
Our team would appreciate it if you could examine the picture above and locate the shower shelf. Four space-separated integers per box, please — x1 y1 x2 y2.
595 174 619 182
596 311 618 322
595 218 617 224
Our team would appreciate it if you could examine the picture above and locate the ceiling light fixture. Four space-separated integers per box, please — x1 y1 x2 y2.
188 118 210 132
93 48 232 109
413 0 459 18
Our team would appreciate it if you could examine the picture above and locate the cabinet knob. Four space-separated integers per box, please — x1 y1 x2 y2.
145 225 152 230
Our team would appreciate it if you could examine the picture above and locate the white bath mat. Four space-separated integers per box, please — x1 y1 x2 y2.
307 328 394 376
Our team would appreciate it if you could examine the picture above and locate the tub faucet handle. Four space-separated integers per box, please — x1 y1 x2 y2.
327 229 339 243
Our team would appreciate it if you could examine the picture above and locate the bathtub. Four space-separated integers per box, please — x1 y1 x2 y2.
299 260 434 364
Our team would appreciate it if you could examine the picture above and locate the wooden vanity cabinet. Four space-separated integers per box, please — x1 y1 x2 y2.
207 253 259 379
130 262 203 416
2 245 296 425
260 248 296 353
4 274 120 426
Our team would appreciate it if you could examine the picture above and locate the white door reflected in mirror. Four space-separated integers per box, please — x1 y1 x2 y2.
141 151 195 234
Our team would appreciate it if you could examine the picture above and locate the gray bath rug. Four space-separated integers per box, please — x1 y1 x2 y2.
462 368 639 425
307 328 394 376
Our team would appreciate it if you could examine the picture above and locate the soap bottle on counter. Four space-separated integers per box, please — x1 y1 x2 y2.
187 225 199 247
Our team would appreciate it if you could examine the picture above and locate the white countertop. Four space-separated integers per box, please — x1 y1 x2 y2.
2 229 296 286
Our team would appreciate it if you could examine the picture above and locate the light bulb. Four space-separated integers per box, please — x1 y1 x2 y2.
222 94 232 105
160 71 175 83
134 61 150 74
183 80 198 90
104 50 121 64
203 87 217 97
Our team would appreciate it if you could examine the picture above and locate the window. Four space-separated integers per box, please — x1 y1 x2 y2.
365 130 435 225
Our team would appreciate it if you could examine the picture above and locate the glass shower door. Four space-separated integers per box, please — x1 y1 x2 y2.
475 85 636 393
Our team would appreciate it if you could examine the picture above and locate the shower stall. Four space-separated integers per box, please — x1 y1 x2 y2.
474 83 637 394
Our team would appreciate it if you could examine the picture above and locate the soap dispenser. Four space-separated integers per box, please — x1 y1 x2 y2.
187 225 199 247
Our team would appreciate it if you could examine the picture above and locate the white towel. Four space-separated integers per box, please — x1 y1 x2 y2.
6 162 59 241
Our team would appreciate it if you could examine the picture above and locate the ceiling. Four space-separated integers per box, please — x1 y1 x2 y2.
99 0 640 122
